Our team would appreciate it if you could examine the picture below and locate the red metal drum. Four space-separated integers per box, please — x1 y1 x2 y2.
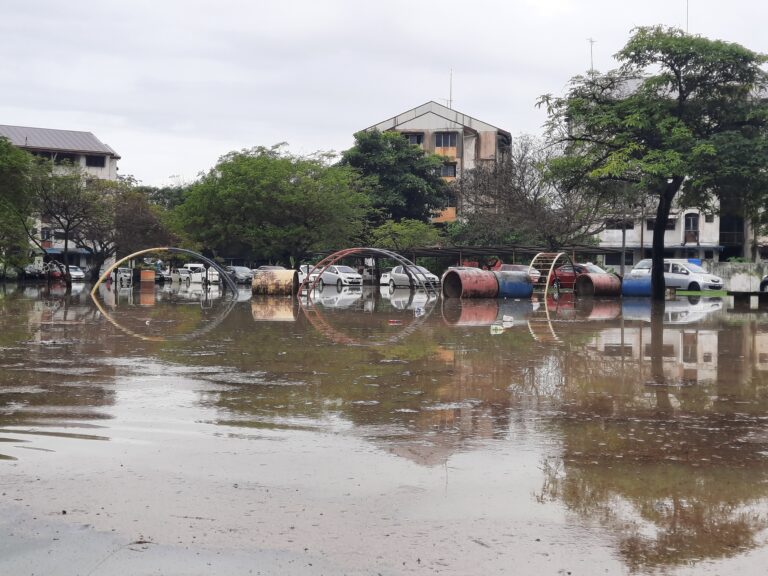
574 273 622 297
442 268 499 299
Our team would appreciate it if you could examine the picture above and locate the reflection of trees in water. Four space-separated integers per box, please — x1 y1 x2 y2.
533 312 768 571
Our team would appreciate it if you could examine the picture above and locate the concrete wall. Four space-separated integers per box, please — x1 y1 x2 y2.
708 262 768 291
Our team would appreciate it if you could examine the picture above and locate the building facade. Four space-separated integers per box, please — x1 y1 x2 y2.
364 101 511 222
0 124 120 270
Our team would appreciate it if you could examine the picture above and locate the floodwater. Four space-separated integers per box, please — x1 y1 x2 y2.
2 282 768 575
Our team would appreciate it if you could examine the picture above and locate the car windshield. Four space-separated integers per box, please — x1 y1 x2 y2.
68 266 81 271
231 266 250 273
335 266 356 274
406 266 432 274
258 266 285 270
634 259 651 270
583 263 607 274
684 262 709 274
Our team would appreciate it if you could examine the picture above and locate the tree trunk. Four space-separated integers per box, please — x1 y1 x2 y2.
651 179 682 300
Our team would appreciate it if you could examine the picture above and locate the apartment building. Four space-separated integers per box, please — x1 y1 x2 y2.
364 101 511 222
0 124 120 270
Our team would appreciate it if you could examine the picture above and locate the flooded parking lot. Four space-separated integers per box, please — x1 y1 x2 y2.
2 282 768 575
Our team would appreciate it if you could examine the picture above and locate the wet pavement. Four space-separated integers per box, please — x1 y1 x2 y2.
2 282 768 575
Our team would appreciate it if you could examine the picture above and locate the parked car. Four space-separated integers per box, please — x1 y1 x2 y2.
170 267 193 286
318 265 363 289
379 269 392 286
226 266 253 284
113 267 133 287
498 263 542 283
68 265 86 280
545 262 609 290
387 265 440 289
629 258 723 291
183 263 220 284
23 264 44 279
297 264 318 284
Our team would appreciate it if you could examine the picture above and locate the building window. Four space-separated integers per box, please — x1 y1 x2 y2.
604 252 634 266
705 213 714 223
85 154 106 167
435 132 457 148
440 163 457 177
54 152 78 165
41 228 52 241
604 219 634 230
646 218 676 231
704 250 714 259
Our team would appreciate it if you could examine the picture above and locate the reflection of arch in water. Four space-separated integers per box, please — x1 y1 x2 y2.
90 247 238 298
301 247 439 296
91 282 237 342
299 291 439 347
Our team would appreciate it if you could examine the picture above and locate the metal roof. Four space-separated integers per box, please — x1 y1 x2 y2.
0 124 120 158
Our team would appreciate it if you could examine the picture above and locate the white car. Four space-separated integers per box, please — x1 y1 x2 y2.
379 270 392 286
67 265 86 280
387 265 440 289
183 263 220 284
629 258 723 291
298 264 319 284
318 265 363 290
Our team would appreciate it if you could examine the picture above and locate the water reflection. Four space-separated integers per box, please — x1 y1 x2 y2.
2 285 768 572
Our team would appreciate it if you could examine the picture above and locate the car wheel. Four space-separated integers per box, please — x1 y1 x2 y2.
185 277 191 287
551 279 561 296
688 282 700 291
337 279 342 290
389 279 395 290
319 278 324 288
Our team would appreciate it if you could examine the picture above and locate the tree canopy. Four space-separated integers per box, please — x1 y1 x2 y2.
174 146 371 264
539 25 768 298
341 130 450 224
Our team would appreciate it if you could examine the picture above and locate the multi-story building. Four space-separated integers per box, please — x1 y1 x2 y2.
0 124 120 180
364 101 511 222
0 124 120 271
598 197 765 268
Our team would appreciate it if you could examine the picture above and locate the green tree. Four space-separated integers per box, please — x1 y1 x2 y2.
370 219 444 252
539 26 768 299
0 138 33 273
26 160 105 288
341 130 450 223
174 146 371 263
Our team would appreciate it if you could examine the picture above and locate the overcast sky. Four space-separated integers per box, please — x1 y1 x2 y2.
2 0 767 187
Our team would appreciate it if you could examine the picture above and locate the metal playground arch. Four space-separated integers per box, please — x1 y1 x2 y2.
90 246 239 299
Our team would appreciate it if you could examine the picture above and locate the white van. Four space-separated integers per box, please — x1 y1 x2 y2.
629 259 723 291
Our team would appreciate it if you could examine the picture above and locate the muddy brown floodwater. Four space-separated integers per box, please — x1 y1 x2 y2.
2 282 768 575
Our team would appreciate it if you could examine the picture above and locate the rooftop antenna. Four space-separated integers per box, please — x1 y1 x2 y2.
686 0 689 32
448 68 453 109
588 38 596 74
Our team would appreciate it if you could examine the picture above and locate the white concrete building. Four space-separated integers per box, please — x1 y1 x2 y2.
0 124 120 271
364 101 511 222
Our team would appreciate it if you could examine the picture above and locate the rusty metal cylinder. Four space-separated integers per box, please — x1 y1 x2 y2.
493 270 533 299
252 270 299 296
621 276 652 297
574 273 622 297
441 299 500 325
139 269 156 283
442 268 499 299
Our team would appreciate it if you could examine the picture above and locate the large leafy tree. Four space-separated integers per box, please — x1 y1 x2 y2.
539 26 768 298
341 130 450 223
174 146 372 264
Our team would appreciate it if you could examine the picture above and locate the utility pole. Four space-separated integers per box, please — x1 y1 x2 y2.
587 38 596 74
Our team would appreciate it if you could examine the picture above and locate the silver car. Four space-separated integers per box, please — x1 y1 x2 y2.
387 265 440 289
629 258 723 291
319 265 363 290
